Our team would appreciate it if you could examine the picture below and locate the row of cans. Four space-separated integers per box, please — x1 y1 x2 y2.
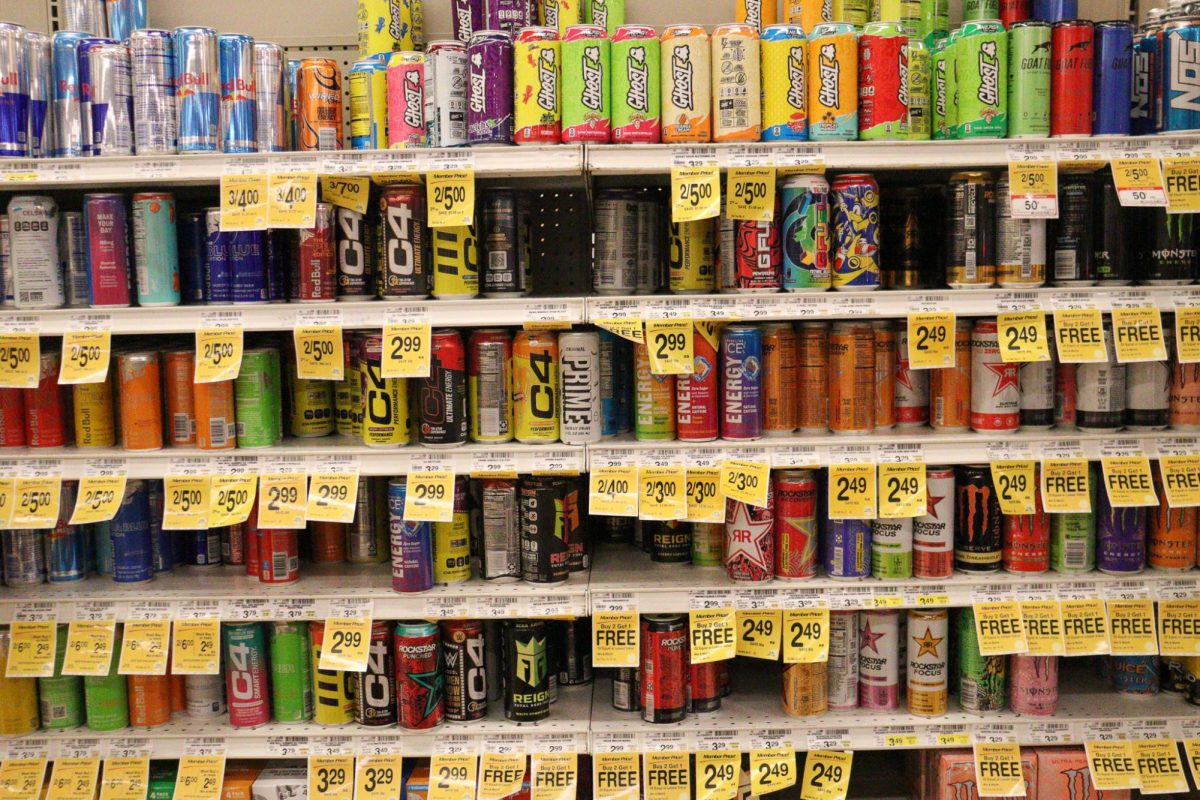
731 0 1079 38
604 463 1200 581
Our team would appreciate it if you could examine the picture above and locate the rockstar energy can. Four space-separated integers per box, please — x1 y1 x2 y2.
781 662 829 717
930 319 971 431
906 609 948 717
514 330 560 443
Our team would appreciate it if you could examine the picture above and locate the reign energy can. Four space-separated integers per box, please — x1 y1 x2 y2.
504 619 551 721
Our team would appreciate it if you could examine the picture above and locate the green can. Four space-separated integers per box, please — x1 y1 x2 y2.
586 0 625 35
561 24 611 142
873 0 921 35
918 0 948 44
963 0 998 19
148 762 178 800
38 624 84 729
234 346 284 448
907 38 931 139
1006 20 1051 137
84 626 128 732
1051 463 1097 573
956 607 1006 712
930 36 954 139
955 20 1006 138
634 343 675 440
610 25 661 143
269 621 314 722
872 519 913 578
691 522 724 566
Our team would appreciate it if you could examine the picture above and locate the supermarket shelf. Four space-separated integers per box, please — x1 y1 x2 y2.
0 563 589 623
587 546 1200 614
20 685 593 759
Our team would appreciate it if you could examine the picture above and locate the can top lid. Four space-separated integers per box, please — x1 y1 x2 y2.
395 620 439 636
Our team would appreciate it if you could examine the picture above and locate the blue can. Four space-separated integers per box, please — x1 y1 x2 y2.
231 230 267 303
265 229 288 302
105 0 147 43
1161 17 1200 133
719 324 763 442
110 479 152 583
0 23 30 157
614 334 633 434
218 33 257 154
1092 21 1133 135
598 329 620 436
183 529 222 566
1109 655 1159 695
174 26 220 152
387 479 433 592
2 529 46 585
204 207 232 303
1131 27 1157 135
348 55 388 150
91 524 114 574
147 480 172 572
831 173 881 291
26 32 53 158
1031 0 1077 22
51 31 90 157
47 483 87 582
823 518 872 578
178 211 207 304
132 193 182 306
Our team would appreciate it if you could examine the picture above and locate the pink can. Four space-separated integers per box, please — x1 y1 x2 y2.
257 528 300 584
387 51 428 148
1009 654 1058 715
84 193 132 307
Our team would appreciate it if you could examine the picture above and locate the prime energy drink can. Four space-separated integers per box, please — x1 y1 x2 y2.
712 23 762 142
914 467 955 578
858 22 910 140
514 330 560 443
1049 20 1093 136
297 58 344 151
831 173 881 290
130 29 178 154
957 607 1006 711
469 329 514 443
467 30 515 145
559 331 602 444
970 319 1018 433
174 26 220 152
387 51 427 148
775 469 818 579
355 622 397 726
1007 21 1051 137
223 622 271 729
218 33 257 154
828 610 860 710
610 25 660 143
996 173 1047 288
946 171 997 287
906 609 948 717
426 40 468 147
504 619 551 721
661 25 712 142
1091 20 1132 135
561 24 611 142
781 175 831 290
268 621 313 723
254 42 287 151
389 480 435 592
640 615 688 723
858 610 899 710
515 27 563 144
808 23 858 140
720 324 764 440
824 518 871 578
520 476 572 582
955 464 1002 572
349 56 388 150
309 622 355 725
443 620 487 721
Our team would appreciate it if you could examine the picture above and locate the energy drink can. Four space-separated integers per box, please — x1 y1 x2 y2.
633 341 675 440
469 329 514 443
1007 20 1051 137
874 321 897 431
378 184 428 299
111 480 152 583
725 486 775 581
83 193 131 308
1143 209 1198 285
467 30 515 144
829 321 875 435
828 610 860 710
1109 655 1158 695
442 620 487 721
946 171 997 287
395 620 444 729
218 33 256 153
763 323 798 435
676 323 719 442
84 626 128 731
781 662 827 716
775 469 818 579
2 529 45 585
505 619 551 721
513 28 562 144
640 614 688 723
560 24 611 142
1149 471 1197 569
906 609 948 717
223 622 271 729
434 478 471 584
131 193 181 306
970 319 1018 432
425 40 468 147
720 201 783 292
127 674 171 728
59 211 89 308
930 35 953 139
824 518 871 578
177 211 206 303
257 529 300 584
1049 20 1093 136
896 326 930 427
559 331 602 445
514 331 560 443
348 477 388 563
87 41 135 155
955 464 1002 572
787 0 831 33
358 0 424 53
309 621 355 725
762 25 808 141
50 31 87 158
432 228 477 299
858 610 899 710
711 23 762 142
349 55 388 151
480 478 521 580
956 20 1007 137
387 50 427 148
660 25 712 142
117 351 163 451
0 631 41 735
781 175 831 290
957 607 1006 711
73 378 116 448
534 0 574 33
720 324 764 441
8 195 63 309
588 0 625 33
914 466 955 579
336 207 376 300
130 29 177 155
1161 17 1200 133
1131 24 1154 136
234 347 284 448
389 480 435 592
1126 355 1169 431
690 658 721 712
268 621 313 723
173 26 220 152
738 0 779 29
691 522 724 566
40 626 84 730
297 58 343 150
668 218 717 294
872 517 912 578
996 173 1047 288
1019 357 1055 430
859 22 910 140
1002 470 1050 573
611 25 660 143
907 37 931 138
1092 21 1132 135
27 349 70 448
1009 654 1058 715
418 329 468 447
831 173 881 290
808 23 858 140
650 520 690 563
1097 483 1146 574
481 189 530 297
1051 174 1094 285
354 622 397 726
520 476 572 582
254 42 287 151
1075 323 1125 432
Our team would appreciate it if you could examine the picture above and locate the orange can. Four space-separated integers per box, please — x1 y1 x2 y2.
127 673 172 728
1170 361 1200 431
712 23 762 142
661 26 712 142
874 320 897 431
738 0 779 30
930 320 971 431
781 661 828 717
828 321 874 434
763 322 798 435
73 378 116 448
117 351 163 451
797 322 829 433
310 521 347 563
298 58 344 151
194 380 237 450
163 348 196 446
170 673 187 714
1150 469 1198 570
787 0 831 36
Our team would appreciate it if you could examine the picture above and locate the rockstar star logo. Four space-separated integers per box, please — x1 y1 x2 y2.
985 361 1019 397
725 501 773 574
896 358 915 392
408 669 444 721
926 491 945 518
859 620 884 654
912 625 943 658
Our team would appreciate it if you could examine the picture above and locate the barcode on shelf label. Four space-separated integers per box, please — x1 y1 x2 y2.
972 584 1017 603
106 739 151 759
476 596 522 618
6 740 49 760
267 737 309 758
828 586 872 610
73 602 119 622
175 601 220 620
783 589 828 609
527 594 575 617
876 444 923 464
58 739 102 759
133 159 181 179
311 737 355 756
1155 579 1199 600
595 733 639 754
696 732 740 752
270 599 318 620
1083 721 1129 741
357 737 403 756
482 735 525 756
736 589 782 611
1104 580 1151 600
807 729 852 751
975 724 1019 744
750 730 792 751
690 590 734 611
14 602 57 622
183 738 226 757
329 599 372 619
221 599 269 621
424 596 472 619
1027 723 1075 744
772 446 819 468
672 146 718 168
435 736 477 756
592 592 636 613
128 601 172 621
641 732 690 753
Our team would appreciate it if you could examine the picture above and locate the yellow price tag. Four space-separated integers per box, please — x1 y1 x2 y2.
594 318 645 345
309 755 355 800
70 474 127 525
643 752 690 800
0 333 39 389
736 610 782 660
726 167 776 222
381 322 431 378
118 620 170 675
319 616 372 672
11 475 61 529
639 465 686 520
1111 306 1167 362
479 753 526 800
1040 459 1091 514
1086 741 1140 791
6 620 57 677
827 463 876 519
972 743 1026 798
1007 160 1058 218
258 472 308 528
162 475 211 530
174 755 225 800
429 754 478 800
1061 598 1110 656
355 755 405 800
1163 156 1200 212
877 462 925 518
997 311 1050 363
208 473 257 527
782 608 829 664
194 327 244 383
800 751 852 800
171 619 221 675
1110 157 1167 206
689 608 736 663
1184 739 1200 787
590 465 639 517
1132 739 1187 794
990 460 1036 515
404 470 456 523
219 173 269 230
1101 456 1158 507
671 166 721 222
62 620 117 676
1157 456 1200 508
59 330 111 384
321 175 370 214
47 757 100 800
971 601 1028 656
1158 599 1200 656
268 171 317 228
593 754 639 800
721 459 770 508
685 467 724 523
294 325 345 380
694 752 739 800
532 753 577 800
907 312 955 369
0 478 13 527
591 611 639 668
428 170 475 228
307 472 359 523
1019 600 1065 656
644 319 693 375
1175 306 1200 363
750 750 796 795
1107 599 1158 656
0 759 48 799
98 757 149 800
1054 308 1108 363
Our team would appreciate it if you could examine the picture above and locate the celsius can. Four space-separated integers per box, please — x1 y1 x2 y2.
378 184 428 298
725 490 776 582
677 322 719 442
309 622 355 725
442 620 487 721
505 619 551 721
1092 21 1133 135
515 28 563 144
858 610 900 710
824 518 872 578
561 25 611 142
513 330 560 443
858 22 910 139
996 173 1047 287
660 25 712 142
467 31 515 145
468 329 514 443
946 172 997 287
395 621 444 729
970 319 1019 433
955 464 1002 572
914 466 955 578
763 323 798 435
775 470 819 579
1010 654 1059 715
355 622 397 726
668 218 717 294
297 58 343 150
130 29 178 155
828 610 860 710
389 480 434 592
808 23 859 140
781 662 828 717
8 195 64 309
712 24 762 142
349 56 388 150
1050 20 1094 136
387 51 426 147
831 173 881 290
957 607 1007 711
640 614 688 723
520 476 571 582
955 20 1007 137
1007 20 1051 137
720 324 764 440
907 609 949 716
1052 173 1095 285
223 622 271 729
829 321 875 435
610 25 661 143
419 329 468 447
1097 484 1146 574
781 175 832 290
761 25 809 141
268 621 313 723
896 325 931 427
174 27 220 152
559 330 602 444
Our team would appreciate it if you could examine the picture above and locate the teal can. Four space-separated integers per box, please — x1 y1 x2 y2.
1050 463 1097 573
131 193 182 307
83 625 128 731
956 607 1007 712
234 347 284 448
38 624 85 729
269 621 314 722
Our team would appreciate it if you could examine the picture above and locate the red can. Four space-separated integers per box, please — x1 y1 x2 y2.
293 202 336 301
969 319 1018 433
689 660 721 712
1054 361 1077 428
127 674 172 728
395 621 445 730
1050 20 1094 137
378 184 429 298
999 0 1031 29
719 203 783 292
221 522 246 567
257 529 300 584
640 614 688 723
310 521 347 563
676 324 719 442
0 388 26 447
858 23 909 138
1002 467 1049 572
25 349 70 448
774 469 818 580
724 485 775 582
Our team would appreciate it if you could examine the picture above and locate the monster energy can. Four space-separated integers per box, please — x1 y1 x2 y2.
269 621 314 722
957 607 1006 712
39 624 84 729
956 20 1006 137
1050 462 1097 573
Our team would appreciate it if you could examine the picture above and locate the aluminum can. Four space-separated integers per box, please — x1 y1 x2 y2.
661 26 712 142
738 0 779 29
824 516 872 579
711 23 761 142
63 0 108 36
1126 355 1169 431
217 34 256 153
40 626 84 729
234 347 284 448
51 32 89 157
906 37 931 139
453 0 485 41
481 188 529 296
650 519 690 563
117 351 162 451
1007 20 1051 137
468 30 515 144
296 58 343 150
640 615 688 723
970 319 1018 432
513 28 563 144
560 24 610 142
336 207 376 300
1076 323 1125 432
1149 470 1197 569
505 619 551 721
378 184 428 298
828 610 859 710
8 195 64 308
587 0 625 33
27 349 70 448
612 668 639 711
177 211 206 303
293 203 337 301
74 379 116 448
358 0 424 53
1143 208 1198 285
349 55 388 152
1050 20 1093 135
872 516 912 578
1051 173 1094 285
83 627 129 731
489 0 535 33
930 35 954 139
77 37 117 156
1009 654 1058 715
132 193 181 306
1020 357 1055 430
725 487 775 582
912 465 955 577
996 173 1047 287
387 51 427 147
831 173 881 290
268 621 313 722
720 324 763 440
389 480 434 592
223 622 271 729
895 326 930 427
858 610 900 710
691 522 724 566
0 387 25 448
87 41 134 155
257 529 300 584
425 40 468 147
1097 483 1146 574
762 25 809 141
559 330 602 444
418 329 468 447
353 622 397 726
83 193 131 307
690 659 722 713
480 478 521 580
781 175 832 290
859 22 910 139
520 476 572 581
46 488 86 583
956 20 1007 137
308 521 345 563
676 323 719 442
0 632 40 734
761 323 798 435
1109 655 1158 695
348 477 388 563
23 32 52 158
2 529 45 585
829 321 875 434
874 321 897 431
1092 21 1133 135
174 27 220 152
469 329 514 443
1131 25 1155 136
254 42 287 151
788 0 832 33
775 469 818 579
906 609 948 716
1161 17 1200 132
514 330 560 442
946 171 996 287
955 464 1002 572
957 607 1006 711
782 662 827 716
222 227 264 304
106 0 147 42
1003 472 1050 573
360 335 408 447
442 620 487 721
111 480 152 582
60 211 89 308
668 218 717 293
719 199 782 293
808 23 859 140
881 187 922 288
610 25 660 143
309 622 354 725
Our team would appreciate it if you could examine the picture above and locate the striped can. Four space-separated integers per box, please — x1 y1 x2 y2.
774 469 818 580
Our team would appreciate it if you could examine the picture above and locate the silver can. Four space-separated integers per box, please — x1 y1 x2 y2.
996 172 1047 288
58 211 89 307
1126 326 1170 431
1019 358 1055 431
254 42 287 151
425 40 468 147
480 478 521 581
52 32 89 157
7 195 63 309
896 324 930 428
828 610 860 710
0 23 28 157
635 195 661 294
88 42 134 156
1076 323 1126 433
185 673 227 718
63 0 109 36
130 29 178 154
0 215 11 307
347 477 388 563
559 331 602 444
593 190 639 294
26 31 54 158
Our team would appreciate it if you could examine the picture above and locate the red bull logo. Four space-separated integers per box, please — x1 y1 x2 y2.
221 76 256 102
178 70 214 96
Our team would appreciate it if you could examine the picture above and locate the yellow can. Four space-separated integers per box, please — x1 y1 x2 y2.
781 661 829 717
360 335 409 447
787 0 832 36
712 24 762 142
661 25 712 142
73 377 116 448
431 226 480 299
668 218 717 293
336 337 359 438
515 29 562 144
906 609 949 717
539 0 583 34
832 0 868 25
357 0 423 56
434 478 472 584
761 25 808 141
737 0 779 30
286 358 335 439
308 622 355 725
807 22 859 140
513 331 560 443
0 630 41 735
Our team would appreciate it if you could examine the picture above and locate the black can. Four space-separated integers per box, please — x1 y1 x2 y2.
481 189 530 297
519 477 571 583
1051 174 1095 286
478 478 521 580
954 464 1002 573
1094 171 1133 285
555 617 594 686
946 171 996 288
919 184 947 286
504 619 550 722
179 210 207 303
1142 208 1198 285
354 621 397 726
564 476 589 572
689 660 721 713
649 520 691 563
719 660 732 696
882 187 923 289
612 667 640 711
419 329 469 446
640 614 688 724
378 184 428 298
335 206 376 299
442 620 487 722
599 516 634 544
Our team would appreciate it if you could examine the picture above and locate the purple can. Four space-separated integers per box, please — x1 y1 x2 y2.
485 0 534 35
83 192 132 307
1009 654 1058 715
823 518 872 579
720 324 763 441
203 207 232 303
1097 482 1146 575
467 30 515 145
178 210 206 303
388 479 434 592
453 0 485 42
230 230 266 304
265 229 288 302
1092 21 1133 136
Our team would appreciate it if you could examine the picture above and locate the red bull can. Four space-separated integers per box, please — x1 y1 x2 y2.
173 26 220 152
218 33 256 153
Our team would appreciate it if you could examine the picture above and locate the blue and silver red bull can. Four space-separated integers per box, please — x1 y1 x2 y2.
63 0 109 37
76 37 114 156
349 55 387 150
51 31 89 157
25 31 53 158
720 324 764 441
105 0 147 43
824 517 872 578
1092 21 1133 136
253 42 287 151
174 26 220 152
132 192 181 306
388 479 434 592
130 29 178 154
204 207 233 303
1131 24 1157 135
178 211 207 303
287 59 302 148
47 482 86 582
1160 16 1200 133
219 34 258 154
88 41 134 155
0 23 30 157
111 479 153 584
59 211 90 307
231 230 267 304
